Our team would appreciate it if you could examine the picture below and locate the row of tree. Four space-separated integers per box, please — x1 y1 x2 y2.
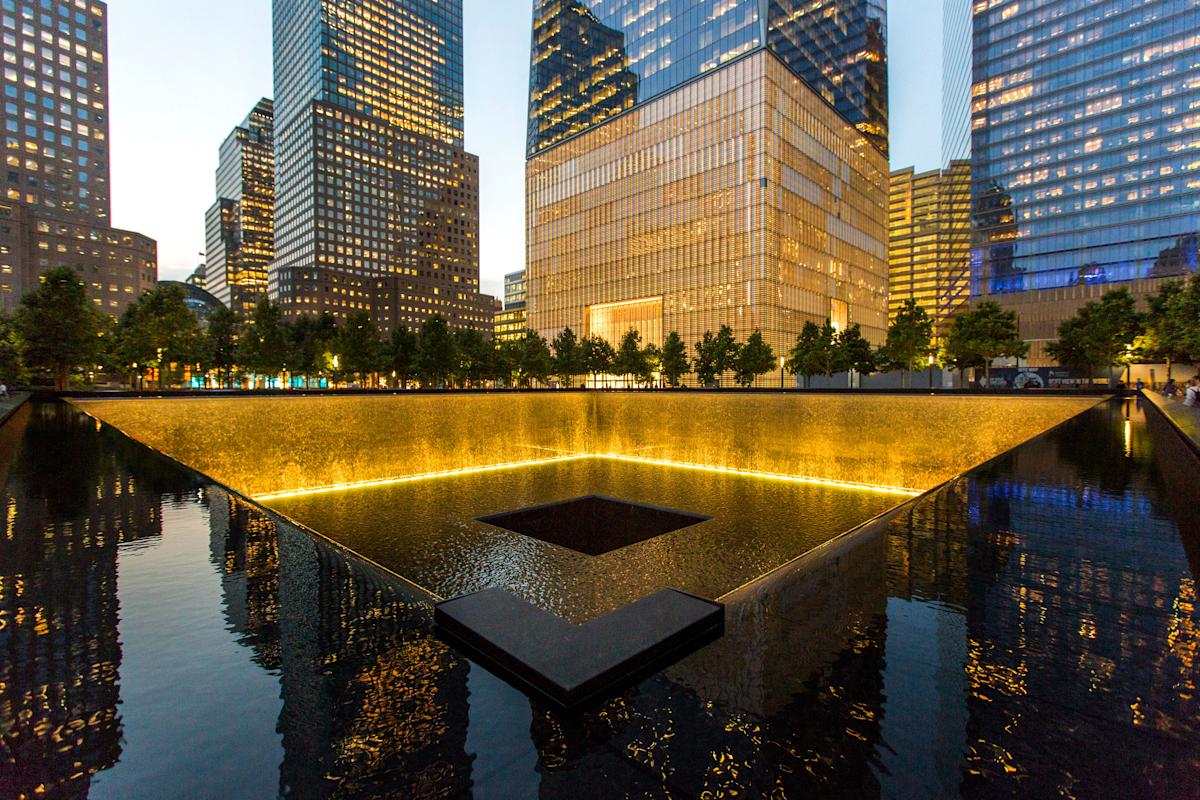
4 267 1198 391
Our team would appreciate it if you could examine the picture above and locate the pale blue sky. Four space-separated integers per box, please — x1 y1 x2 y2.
107 0 943 295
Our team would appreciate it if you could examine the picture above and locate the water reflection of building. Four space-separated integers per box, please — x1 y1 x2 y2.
959 406 1199 793
208 497 475 796
0 405 162 798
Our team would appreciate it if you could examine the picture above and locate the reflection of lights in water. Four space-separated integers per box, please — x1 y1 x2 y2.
1124 419 1133 458
255 453 922 501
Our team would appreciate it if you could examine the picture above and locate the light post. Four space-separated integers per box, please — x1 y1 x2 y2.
927 353 936 390
779 356 786 389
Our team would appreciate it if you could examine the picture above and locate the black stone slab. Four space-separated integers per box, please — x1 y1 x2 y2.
434 587 724 711
477 494 711 555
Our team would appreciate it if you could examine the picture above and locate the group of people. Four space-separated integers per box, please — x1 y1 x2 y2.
1162 376 1200 408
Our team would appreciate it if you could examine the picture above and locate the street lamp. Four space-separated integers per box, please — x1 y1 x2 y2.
779 355 786 389
927 353 936 390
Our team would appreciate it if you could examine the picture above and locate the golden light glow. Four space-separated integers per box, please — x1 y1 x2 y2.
254 455 591 501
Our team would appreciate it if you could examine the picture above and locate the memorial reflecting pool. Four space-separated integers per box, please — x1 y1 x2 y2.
2 398 1199 798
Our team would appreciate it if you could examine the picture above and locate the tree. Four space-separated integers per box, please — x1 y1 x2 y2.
786 321 828 389
613 329 648 387
289 312 338 388
1169 274 1200 365
415 315 458 387
204 306 241 388
454 328 491 388
582 335 614 386
384 325 419 389
693 331 720 387
238 297 290 387
879 299 934 388
107 284 203 388
713 325 740 385
659 331 689 387
551 327 585 387
1046 289 1143 386
1144 279 1190 378
733 329 775 387
516 330 553 387
839 324 876 386
16 267 105 390
337 311 381 386
942 301 1028 388
0 314 26 385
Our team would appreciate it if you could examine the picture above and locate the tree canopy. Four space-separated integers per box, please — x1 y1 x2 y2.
16 267 105 390
942 301 1028 386
1046 289 1143 384
733 330 775 387
880 299 934 386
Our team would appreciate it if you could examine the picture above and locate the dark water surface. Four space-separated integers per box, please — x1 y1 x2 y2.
1 399 1198 799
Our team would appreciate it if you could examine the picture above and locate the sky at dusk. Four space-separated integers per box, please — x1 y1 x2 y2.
106 0 944 296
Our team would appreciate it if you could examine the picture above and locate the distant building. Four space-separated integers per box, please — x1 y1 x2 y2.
964 0 1200 363
526 0 890 363
158 280 224 323
185 264 207 290
941 0 971 166
504 270 526 310
495 268 527 341
205 99 274 318
0 0 157 317
889 162 972 343
268 0 492 334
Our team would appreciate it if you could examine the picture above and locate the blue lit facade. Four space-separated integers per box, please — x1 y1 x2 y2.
969 0 1200 299
527 0 888 155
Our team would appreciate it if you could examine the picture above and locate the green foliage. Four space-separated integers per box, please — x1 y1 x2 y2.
415 316 459 387
786 321 829 387
516 330 553 387
1144 276 1200 373
109 283 202 388
880 299 934 386
551 327 584 387
613 329 650 386
943 301 1028 385
454 328 492 387
1046 289 1144 383
16 267 105 390
713 325 740 382
204 306 242 387
384 325 419 388
0 314 27 385
289 312 338 386
733 330 776 387
659 331 689 387
237 297 290 384
840 324 876 378
335 311 381 384
692 330 720 387
582 335 614 383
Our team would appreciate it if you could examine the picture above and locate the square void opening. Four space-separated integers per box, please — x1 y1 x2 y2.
478 495 711 556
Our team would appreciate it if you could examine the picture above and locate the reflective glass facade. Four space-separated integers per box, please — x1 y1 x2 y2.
527 0 888 155
942 0 971 164
205 99 274 317
889 161 972 342
527 51 889 364
969 0 1200 300
765 0 888 154
270 0 492 333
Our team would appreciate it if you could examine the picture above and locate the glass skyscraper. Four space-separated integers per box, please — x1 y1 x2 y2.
205 99 274 318
526 0 890 376
941 0 971 165
269 0 493 333
967 0 1200 361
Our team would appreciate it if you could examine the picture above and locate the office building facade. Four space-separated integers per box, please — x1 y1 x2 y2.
0 0 156 316
205 98 274 317
269 0 493 334
889 161 972 342
526 0 890 366
967 0 1200 361
941 0 971 165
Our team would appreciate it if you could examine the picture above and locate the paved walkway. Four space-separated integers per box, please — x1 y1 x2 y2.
1143 390 1200 449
